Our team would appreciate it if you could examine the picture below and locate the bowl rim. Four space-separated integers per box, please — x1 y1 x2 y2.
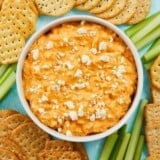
16 15 143 142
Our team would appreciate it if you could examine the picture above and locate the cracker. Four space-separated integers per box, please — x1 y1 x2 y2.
73 143 89 160
0 148 19 160
145 103 160 124
34 0 75 16
0 11 34 39
38 151 82 160
45 140 74 151
0 24 25 64
150 55 160 90
0 113 31 138
108 0 138 25
151 85 160 103
10 122 50 160
127 0 151 24
0 137 26 160
76 0 101 11
1 2 37 28
0 109 18 122
89 0 116 14
96 0 127 19
75 0 88 5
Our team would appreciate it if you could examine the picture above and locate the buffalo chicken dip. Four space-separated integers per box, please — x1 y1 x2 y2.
23 21 137 136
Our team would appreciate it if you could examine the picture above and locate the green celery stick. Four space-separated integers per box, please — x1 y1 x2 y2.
99 132 118 160
0 71 16 100
0 64 9 77
125 12 160 37
130 13 160 43
110 125 127 160
133 135 144 160
115 133 131 160
0 63 17 85
142 45 160 63
124 99 148 160
135 26 160 50
143 38 160 70
144 61 154 70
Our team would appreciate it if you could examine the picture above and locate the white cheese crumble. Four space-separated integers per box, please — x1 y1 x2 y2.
64 61 74 70
77 104 84 117
31 49 39 60
64 101 75 109
71 82 89 90
38 108 45 114
115 65 126 78
96 109 107 119
57 80 65 86
74 69 83 78
99 55 110 62
45 41 54 49
69 111 78 121
39 95 48 103
66 130 72 136
77 27 87 35
99 42 107 51
90 114 96 122
81 54 92 66
90 48 97 55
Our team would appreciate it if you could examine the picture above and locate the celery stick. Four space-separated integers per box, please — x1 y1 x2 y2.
115 133 131 160
142 45 160 63
124 99 148 160
110 125 127 160
0 63 17 85
125 12 160 37
144 61 154 70
133 135 144 160
99 132 118 160
0 64 9 77
130 13 160 43
0 71 16 100
135 26 160 50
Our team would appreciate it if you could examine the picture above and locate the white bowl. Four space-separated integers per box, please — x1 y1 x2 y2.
16 15 143 142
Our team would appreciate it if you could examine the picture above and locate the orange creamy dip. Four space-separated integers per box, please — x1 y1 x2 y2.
23 21 137 136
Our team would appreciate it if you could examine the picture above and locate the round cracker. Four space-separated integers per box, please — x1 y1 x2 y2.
0 113 31 138
75 0 88 5
0 148 19 160
150 55 160 90
108 0 138 25
10 122 51 160
96 0 127 19
127 0 151 24
1 2 37 28
0 24 25 64
34 0 75 16
0 137 26 160
89 0 116 14
0 11 34 39
76 0 101 11
0 110 18 122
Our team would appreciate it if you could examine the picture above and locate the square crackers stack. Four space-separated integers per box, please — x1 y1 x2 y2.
0 0 38 64
145 104 160 159
0 109 88 160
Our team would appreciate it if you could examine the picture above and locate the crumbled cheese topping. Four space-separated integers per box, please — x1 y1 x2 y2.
39 95 48 103
71 82 89 90
74 69 83 78
96 109 107 119
100 55 110 62
38 108 45 114
99 42 107 51
77 27 87 35
45 41 54 49
77 104 84 117
69 111 78 121
81 54 92 66
115 65 126 78
90 114 96 122
31 49 39 60
66 130 72 136
64 61 74 70
64 101 75 109
90 48 97 55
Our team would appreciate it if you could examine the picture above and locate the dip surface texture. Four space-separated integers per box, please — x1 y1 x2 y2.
23 21 137 136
